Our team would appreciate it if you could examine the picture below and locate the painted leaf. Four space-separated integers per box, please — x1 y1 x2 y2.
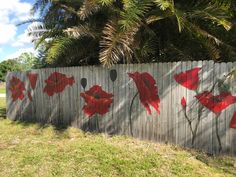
80 85 113 117
128 72 160 115
174 67 201 90
80 78 87 90
43 72 75 96
110 69 117 82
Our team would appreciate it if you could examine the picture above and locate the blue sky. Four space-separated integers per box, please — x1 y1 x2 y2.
0 0 35 62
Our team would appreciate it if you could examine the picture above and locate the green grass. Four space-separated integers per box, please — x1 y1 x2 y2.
0 98 235 177
0 83 5 94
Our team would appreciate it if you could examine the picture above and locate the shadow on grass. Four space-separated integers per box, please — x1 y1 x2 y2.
0 107 6 118
192 152 236 176
9 118 69 134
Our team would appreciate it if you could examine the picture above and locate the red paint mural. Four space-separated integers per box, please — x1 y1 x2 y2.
27 91 33 102
181 97 187 108
128 72 160 115
7 65 236 154
195 91 236 114
174 67 201 90
9 76 25 101
27 73 38 89
175 67 236 151
230 111 236 129
80 85 113 117
43 72 75 96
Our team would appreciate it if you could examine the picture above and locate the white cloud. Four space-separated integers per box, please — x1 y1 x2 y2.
0 0 32 45
0 0 32 23
0 23 17 44
0 48 2 53
4 47 37 60
11 29 32 47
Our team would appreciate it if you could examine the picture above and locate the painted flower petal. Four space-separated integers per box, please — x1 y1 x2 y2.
80 85 113 117
181 97 187 108
9 77 25 101
196 91 236 113
128 72 160 115
43 72 75 96
27 73 38 89
174 67 201 90
43 84 55 96
230 112 236 129
84 85 112 99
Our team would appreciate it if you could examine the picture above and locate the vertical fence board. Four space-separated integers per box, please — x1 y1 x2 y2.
170 62 177 144
186 61 193 147
175 62 182 146
231 62 236 155
224 62 232 154
156 63 161 142
212 63 220 154
220 63 228 153
195 60 203 150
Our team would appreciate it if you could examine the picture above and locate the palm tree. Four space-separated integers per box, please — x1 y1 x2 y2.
18 52 42 70
27 0 236 67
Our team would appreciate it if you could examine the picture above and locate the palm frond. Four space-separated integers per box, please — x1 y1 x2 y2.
59 4 80 17
46 37 76 63
31 0 51 15
34 28 64 49
28 23 48 42
64 25 98 39
79 0 101 20
99 21 139 67
78 0 113 20
119 0 153 30
46 37 99 66
187 5 233 30
154 0 173 11
185 22 221 60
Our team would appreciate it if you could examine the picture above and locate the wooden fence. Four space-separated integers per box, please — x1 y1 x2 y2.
6 61 236 155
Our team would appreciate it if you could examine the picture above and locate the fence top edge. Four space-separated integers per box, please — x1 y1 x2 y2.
6 60 236 75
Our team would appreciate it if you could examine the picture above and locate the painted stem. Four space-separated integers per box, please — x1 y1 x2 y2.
215 114 222 152
129 92 139 137
96 115 100 133
191 104 204 146
183 108 194 136
112 84 114 120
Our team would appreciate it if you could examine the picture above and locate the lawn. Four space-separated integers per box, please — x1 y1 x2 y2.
0 98 235 177
0 83 5 94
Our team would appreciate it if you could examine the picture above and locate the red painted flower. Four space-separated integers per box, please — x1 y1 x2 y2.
43 72 75 96
181 97 187 108
9 76 25 101
230 111 236 129
80 85 113 117
174 67 201 90
128 72 160 115
27 73 38 89
27 91 33 102
195 91 236 114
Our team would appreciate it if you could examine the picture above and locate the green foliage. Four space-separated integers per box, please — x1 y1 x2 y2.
26 0 236 67
0 60 23 81
18 52 43 70
0 52 43 81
